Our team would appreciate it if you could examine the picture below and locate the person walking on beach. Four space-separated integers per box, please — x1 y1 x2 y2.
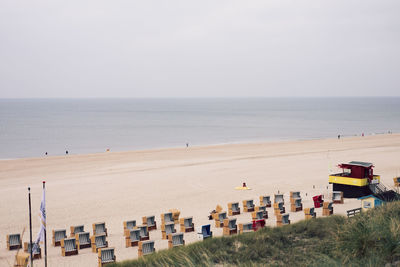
338 134 340 139
66 150 68 155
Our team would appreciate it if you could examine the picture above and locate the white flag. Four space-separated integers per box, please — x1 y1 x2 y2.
35 186 46 245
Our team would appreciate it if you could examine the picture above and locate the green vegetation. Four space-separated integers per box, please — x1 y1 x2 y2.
110 202 400 267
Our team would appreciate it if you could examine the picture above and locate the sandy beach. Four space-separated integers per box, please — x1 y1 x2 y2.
0 134 400 267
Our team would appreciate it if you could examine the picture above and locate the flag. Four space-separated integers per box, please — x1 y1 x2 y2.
34 186 46 252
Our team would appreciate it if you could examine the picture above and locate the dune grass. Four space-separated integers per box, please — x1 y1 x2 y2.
110 201 400 267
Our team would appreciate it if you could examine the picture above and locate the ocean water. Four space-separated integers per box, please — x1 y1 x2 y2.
0 98 399 159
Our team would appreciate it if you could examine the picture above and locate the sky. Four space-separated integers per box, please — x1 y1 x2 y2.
0 0 399 98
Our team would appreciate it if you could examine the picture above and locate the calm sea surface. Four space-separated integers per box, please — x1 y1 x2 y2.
0 98 399 159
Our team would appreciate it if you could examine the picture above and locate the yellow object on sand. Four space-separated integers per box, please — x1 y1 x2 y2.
235 186 251 190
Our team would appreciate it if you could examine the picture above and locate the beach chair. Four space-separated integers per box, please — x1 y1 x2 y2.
252 219 266 231
214 211 227 228
255 205 268 219
180 217 194 232
142 216 157 231
161 222 176 239
161 212 174 225
98 247 116 267
242 199 255 212
125 229 140 247
197 224 213 240
23 242 41 260
93 222 108 236
313 195 324 208
215 205 223 213
60 237 78 256
7 233 22 250
274 194 284 204
304 207 317 219
290 191 301 200
323 201 334 216
76 232 91 249
70 225 84 237
228 202 241 216
138 240 155 257
14 251 29 267
91 234 108 253
123 220 136 236
169 209 181 224
223 218 237 236
276 213 290 226
273 202 285 215
168 232 185 249
52 229 67 246
290 198 303 212
138 225 150 241
239 222 253 234
251 211 264 221
394 177 400 187
332 191 344 204
259 195 272 207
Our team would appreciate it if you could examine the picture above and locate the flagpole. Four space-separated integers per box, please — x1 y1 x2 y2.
43 181 47 267
28 187 33 267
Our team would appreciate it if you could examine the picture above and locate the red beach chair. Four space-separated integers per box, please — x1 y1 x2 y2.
313 195 324 208
252 219 266 231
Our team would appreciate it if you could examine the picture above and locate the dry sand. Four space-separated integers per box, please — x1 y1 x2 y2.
1 134 400 267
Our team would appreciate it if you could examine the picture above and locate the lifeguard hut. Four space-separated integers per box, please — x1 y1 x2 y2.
329 161 383 198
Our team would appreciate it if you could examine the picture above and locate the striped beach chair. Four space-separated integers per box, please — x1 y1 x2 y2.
138 240 155 257
142 216 157 231
223 218 237 236
239 222 253 234
98 247 116 266
91 234 108 253
61 238 78 256
6 233 22 250
242 199 255 212
228 202 240 216
125 229 140 247
197 224 213 240
260 195 272 207
76 232 91 249
180 217 194 232
162 222 176 239
70 225 84 237
93 222 108 236
52 229 67 246
123 220 136 236
168 232 185 248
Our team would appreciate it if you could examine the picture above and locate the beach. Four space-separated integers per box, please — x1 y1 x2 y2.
0 134 399 267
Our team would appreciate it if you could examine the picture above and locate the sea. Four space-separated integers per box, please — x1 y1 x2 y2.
0 97 399 159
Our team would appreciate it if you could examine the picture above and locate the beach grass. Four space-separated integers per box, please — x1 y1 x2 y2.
110 201 400 267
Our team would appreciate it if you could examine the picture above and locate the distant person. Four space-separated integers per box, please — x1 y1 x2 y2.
66 150 68 155
338 134 340 139
45 152 47 156
362 133 364 137
186 143 189 148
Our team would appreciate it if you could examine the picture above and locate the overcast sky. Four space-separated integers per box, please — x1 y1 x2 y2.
0 0 399 98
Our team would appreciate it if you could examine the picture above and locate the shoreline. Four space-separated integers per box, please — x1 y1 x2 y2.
0 132 396 162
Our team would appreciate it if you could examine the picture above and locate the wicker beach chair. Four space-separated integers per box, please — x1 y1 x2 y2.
23 242 41 260
14 251 29 267
180 217 194 232
138 240 155 257
239 222 254 234
7 233 22 250
259 195 272 207
142 216 157 231
70 225 84 237
214 211 227 228
169 209 181 224
273 202 285 214
252 219 266 231
123 220 136 237
276 213 290 226
168 232 185 248
323 201 334 216
91 234 108 253
98 247 116 267
76 232 91 249
52 229 67 246
125 229 140 247
255 205 268 219
197 224 212 240
93 222 108 236
61 237 78 256
228 202 241 216
242 199 255 212
138 225 149 241
161 222 176 239
252 211 264 220
223 218 237 236
290 198 303 212
304 207 317 219
161 212 174 225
